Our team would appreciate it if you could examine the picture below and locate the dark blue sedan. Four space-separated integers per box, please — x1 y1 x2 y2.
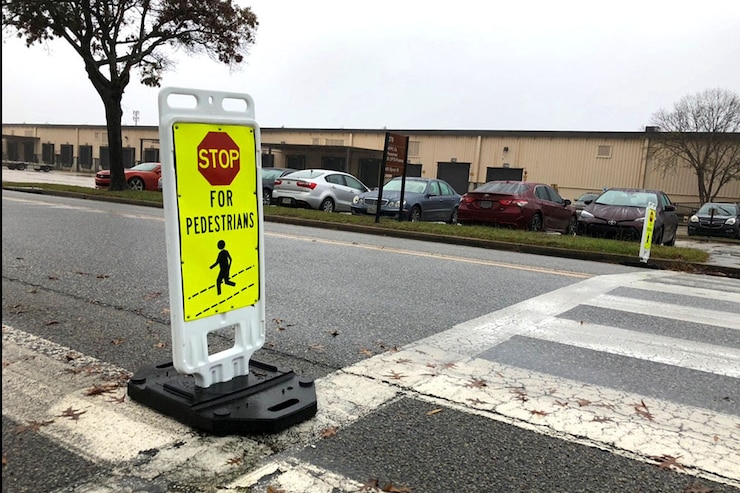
351 177 461 223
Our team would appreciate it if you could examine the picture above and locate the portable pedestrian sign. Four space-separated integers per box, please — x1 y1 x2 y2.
639 202 657 263
157 88 265 388
127 88 317 436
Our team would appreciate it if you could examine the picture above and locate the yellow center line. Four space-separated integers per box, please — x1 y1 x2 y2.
266 231 592 279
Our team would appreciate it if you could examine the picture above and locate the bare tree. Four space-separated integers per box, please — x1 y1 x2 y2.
648 88 740 204
2 0 258 190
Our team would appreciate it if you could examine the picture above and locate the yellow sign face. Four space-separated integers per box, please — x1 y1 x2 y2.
643 208 656 249
172 123 260 321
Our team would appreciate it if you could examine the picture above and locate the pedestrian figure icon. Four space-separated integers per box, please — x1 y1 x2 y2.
210 240 236 295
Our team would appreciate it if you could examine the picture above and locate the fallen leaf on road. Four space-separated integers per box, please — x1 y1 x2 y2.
384 370 406 380
12 420 55 434
320 426 338 438
84 383 119 396
58 407 87 421
650 454 685 471
466 378 487 389
360 479 379 491
634 400 654 421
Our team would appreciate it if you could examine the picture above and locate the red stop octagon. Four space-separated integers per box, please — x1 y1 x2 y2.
197 131 240 186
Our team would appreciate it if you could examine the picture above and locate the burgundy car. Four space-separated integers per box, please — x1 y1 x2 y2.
578 188 679 245
457 181 577 233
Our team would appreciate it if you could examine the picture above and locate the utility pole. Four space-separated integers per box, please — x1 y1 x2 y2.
133 110 140 126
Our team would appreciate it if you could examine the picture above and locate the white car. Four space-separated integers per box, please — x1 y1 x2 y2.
272 169 370 213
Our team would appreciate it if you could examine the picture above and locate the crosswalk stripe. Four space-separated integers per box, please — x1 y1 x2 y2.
631 278 740 302
585 294 740 329
529 317 740 377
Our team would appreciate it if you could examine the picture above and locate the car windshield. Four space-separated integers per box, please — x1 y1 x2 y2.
697 203 737 216
595 190 658 207
577 193 599 202
130 162 159 172
474 182 528 194
261 168 285 180
384 179 427 194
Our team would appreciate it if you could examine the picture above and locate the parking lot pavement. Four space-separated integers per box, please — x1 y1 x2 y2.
675 237 740 269
2 167 96 188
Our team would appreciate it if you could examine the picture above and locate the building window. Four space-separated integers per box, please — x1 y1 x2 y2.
325 139 344 146
597 145 612 158
409 141 420 157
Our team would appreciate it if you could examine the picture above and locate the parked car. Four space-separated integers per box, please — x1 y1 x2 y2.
457 181 577 233
272 169 370 213
578 188 679 245
260 167 297 205
351 177 461 223
687 202 740 239
573 192 601 218
94 162 162 191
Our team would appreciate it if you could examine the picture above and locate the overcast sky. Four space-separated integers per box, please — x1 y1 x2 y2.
2 0 739 131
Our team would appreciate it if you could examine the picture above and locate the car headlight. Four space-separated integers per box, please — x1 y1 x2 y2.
726 217 737 225
387 200 406 209
353 196 360 204
580 210 594 219
635 216 645 223
689 215 699 223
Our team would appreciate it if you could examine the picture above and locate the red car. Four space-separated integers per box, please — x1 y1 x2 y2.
95 162 162 191
458 180 577 234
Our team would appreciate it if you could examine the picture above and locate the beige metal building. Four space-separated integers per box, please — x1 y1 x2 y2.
2 123 739 208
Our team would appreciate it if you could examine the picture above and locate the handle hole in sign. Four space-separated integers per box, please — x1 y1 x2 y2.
222 97 248 113
166 93 197 109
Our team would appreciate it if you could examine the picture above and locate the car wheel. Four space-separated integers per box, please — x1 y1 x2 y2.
448 207 458 225
663 228 676 247
409 206 422 222
319 197 335 213
262 189 272 206
566 215 577 235
530 213 543 232
128 177 145 191
652 226 664 245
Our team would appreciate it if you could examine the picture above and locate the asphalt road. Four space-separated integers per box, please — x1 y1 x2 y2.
3 166 740 273
3 189 739 493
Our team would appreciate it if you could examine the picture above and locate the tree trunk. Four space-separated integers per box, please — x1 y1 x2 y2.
103 94 127 191
84 58 129 191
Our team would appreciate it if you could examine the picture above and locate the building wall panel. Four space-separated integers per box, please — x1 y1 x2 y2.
3 123 738 204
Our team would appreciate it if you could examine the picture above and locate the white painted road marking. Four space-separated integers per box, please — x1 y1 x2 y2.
3 270 739 492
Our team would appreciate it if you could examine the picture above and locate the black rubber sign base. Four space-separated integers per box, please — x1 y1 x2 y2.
127 359 318 435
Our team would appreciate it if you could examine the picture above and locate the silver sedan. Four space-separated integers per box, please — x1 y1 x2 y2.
272 169 370 213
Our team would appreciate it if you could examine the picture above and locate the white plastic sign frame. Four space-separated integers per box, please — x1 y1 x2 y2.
158 87 265 388
639 201 657 263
